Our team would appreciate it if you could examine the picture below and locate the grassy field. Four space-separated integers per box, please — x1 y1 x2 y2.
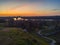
0 28 49 45
0 23 5 30
48 32 60 41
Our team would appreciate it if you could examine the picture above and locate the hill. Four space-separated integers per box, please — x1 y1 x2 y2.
0 28 49 45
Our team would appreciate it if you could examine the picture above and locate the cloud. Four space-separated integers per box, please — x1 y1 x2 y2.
7 3 37 13
52 9 60 11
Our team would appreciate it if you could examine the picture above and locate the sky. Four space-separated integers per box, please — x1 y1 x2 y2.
0 0 60 16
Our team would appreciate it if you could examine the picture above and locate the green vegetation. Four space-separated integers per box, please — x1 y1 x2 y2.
48 32 60 41
0 28 49 45
41 29 55 35
0 23 5 30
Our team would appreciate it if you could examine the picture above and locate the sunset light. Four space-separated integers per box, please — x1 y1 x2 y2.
0 0 60 16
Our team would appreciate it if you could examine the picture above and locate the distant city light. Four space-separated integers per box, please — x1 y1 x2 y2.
17 18 22 20
25 19 28 21
13 18 17 21
13 17 24 21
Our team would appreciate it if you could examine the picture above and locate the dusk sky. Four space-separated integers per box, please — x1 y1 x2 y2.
0 0 60 16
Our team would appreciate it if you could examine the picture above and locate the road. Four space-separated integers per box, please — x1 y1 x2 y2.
36 31 56 45
23 29 56 45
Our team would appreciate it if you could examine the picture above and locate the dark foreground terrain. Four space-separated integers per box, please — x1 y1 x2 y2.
0 16 60 45
48 32 60 45
0 28 49 45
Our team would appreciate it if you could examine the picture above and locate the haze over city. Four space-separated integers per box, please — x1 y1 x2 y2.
0 0 60 16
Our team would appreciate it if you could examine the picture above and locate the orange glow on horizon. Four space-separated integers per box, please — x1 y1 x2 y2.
0 10 60 16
